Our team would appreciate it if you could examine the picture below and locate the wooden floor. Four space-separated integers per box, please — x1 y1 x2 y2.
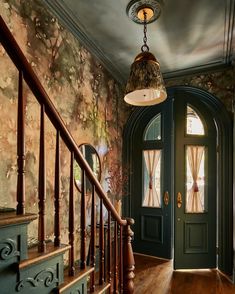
134 254 235 294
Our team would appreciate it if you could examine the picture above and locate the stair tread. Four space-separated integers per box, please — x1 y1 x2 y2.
91 282 111 294
58 266 94 292
19 242 70 269
0 211 37 227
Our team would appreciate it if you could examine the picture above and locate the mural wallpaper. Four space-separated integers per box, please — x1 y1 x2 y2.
0 0 234 259
0 0 128 251
165 67 235 113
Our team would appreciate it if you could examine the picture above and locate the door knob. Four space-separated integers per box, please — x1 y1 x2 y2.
164 191 170 206
177 192 182 208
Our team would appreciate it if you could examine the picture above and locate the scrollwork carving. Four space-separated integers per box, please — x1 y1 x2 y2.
16 267 58 292
0 238 19 260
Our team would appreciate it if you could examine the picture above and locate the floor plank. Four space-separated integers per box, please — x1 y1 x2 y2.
134 254 235 294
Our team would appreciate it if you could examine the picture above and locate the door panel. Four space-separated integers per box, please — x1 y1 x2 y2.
184 221 208 253
131 99 173 259
174 93 216 269
141 214 163 243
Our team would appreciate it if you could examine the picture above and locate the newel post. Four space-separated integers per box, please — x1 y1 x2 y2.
123 218 135 294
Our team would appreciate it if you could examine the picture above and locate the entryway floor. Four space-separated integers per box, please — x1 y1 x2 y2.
134 253 235 294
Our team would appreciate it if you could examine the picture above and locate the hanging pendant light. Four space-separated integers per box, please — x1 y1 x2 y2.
124 0 167 106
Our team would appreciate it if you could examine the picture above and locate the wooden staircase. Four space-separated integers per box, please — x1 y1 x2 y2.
0 15 135 294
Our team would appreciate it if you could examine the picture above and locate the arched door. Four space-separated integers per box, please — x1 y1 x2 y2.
123 86 233 273
174 91 216 269
130 99 173 259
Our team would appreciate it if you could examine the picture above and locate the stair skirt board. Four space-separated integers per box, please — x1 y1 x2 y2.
16 253 64 293
0 215 107 294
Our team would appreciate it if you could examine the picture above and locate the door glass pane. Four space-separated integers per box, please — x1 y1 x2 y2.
186 146 206 213
142 150 161 207
144 114 161 141
186 106 205 135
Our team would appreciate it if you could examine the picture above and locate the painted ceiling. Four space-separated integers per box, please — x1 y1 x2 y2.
42 0 235 84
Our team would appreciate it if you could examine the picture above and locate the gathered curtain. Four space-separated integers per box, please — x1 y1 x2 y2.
142 150 161 207
186 146 204 212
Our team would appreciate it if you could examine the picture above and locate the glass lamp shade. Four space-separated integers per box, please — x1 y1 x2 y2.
124 51 167 106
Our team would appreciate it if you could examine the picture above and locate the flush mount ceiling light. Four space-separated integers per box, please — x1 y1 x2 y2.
124 0 167 106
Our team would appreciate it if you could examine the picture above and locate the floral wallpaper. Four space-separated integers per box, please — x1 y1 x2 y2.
0 0 234 259
165 67 235 113
0 0 127 250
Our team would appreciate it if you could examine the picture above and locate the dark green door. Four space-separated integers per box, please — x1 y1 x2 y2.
126 86 232 272
174 92 216 269
130 91 217 264
131 99 173 259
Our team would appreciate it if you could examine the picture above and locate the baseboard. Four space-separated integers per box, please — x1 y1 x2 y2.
133 252 171 261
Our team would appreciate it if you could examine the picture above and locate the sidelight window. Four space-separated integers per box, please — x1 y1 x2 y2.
185 145 206 213
142 149 162 207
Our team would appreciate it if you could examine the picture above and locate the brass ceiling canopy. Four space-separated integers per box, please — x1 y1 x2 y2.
126 0 162 24
124 0 167 106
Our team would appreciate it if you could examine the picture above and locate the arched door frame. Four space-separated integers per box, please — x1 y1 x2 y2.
123 85 233 275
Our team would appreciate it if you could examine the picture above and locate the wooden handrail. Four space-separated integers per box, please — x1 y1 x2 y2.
1 15 135 293
0 15 126 226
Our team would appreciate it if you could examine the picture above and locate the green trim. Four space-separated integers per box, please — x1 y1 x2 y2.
123 86 233 274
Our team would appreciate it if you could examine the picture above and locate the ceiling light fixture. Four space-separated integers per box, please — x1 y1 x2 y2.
124 0 167 106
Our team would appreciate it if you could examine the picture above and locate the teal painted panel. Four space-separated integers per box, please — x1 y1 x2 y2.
0 223 28 269
0 222 30 293
0 267 18 294
0 237 20 263
15 255 64 294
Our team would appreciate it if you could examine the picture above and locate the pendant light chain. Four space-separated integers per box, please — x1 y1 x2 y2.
141 10 149 52
124 1 167 106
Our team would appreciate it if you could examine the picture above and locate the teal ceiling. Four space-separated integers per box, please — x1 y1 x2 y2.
42 0 235 83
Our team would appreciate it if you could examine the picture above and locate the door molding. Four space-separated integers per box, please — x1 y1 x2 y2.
123 85 233 275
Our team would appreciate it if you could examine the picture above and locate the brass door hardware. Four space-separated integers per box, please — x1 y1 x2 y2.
164 191 169 206
177 192 182 208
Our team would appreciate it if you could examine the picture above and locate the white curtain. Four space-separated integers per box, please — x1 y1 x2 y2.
186 146 204 212
142 150 161 207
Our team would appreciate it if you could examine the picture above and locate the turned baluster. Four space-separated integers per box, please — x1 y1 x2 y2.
114 221 118 293
123 218 135 294
54 130 61 247
80 169 86 269
99 198 104 285
107 211 112 286
90 184 96 292
119 225 123 293
16 70 25 215
38 104 46 253
69 152 75 276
